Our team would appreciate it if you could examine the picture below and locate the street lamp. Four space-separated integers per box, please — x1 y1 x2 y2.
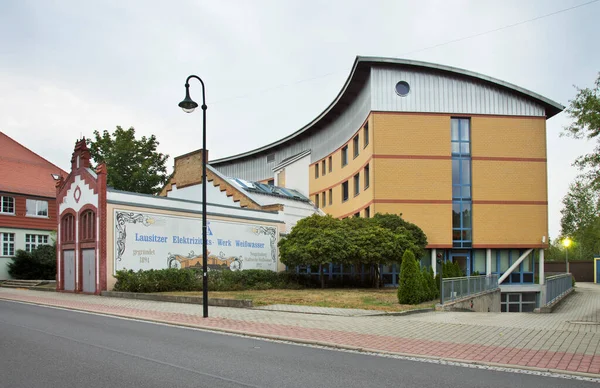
179 75 208 318
562 237 571 274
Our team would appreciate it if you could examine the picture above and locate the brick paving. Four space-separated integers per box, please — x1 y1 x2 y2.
1 283 600 376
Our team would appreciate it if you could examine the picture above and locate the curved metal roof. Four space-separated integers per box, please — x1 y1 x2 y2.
211 56 564 165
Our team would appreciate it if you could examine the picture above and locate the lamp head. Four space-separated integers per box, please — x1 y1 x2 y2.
562 238 572 248
178 83 198 113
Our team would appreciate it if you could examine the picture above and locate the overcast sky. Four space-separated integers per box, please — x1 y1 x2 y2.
1 0 598 239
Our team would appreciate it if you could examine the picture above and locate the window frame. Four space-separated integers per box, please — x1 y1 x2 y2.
26 199 49 218
364 164 370 189
322 191 326 208
0 196 15 214
353 173 360 196
328 156 333 173
342 181 349 202
353 135 359 158
314 164 319 179
315 193 320 208
328 188 333 205
364 122 369 148
1 232 15 256
341 146 348 167
25 234 49 252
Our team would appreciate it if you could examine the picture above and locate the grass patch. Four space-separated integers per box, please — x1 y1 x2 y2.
162 288 436 312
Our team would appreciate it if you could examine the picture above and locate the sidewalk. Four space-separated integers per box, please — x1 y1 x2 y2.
1 283 600 377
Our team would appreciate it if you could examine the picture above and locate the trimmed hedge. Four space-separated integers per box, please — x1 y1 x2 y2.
113 268 309 293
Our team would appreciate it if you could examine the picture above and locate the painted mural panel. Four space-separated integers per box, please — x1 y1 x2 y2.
113 210 277 273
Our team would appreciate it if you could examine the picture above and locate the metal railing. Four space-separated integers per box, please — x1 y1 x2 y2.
441 274 499 304
545 273 573 305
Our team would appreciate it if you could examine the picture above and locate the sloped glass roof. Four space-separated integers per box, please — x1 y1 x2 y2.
228 177 309 202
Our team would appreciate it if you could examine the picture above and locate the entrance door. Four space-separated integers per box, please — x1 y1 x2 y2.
63 250 75 291
450 251 470 276
82 249 96 293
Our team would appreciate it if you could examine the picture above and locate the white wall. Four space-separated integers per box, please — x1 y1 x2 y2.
243 192 318 233
0 227 54 280
167 183 241 207
276 153 310 197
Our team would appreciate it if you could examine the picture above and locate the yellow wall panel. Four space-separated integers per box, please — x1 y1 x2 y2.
473 204 548 246
373 158 451 200
472 161 548 202
471 116 546 158
373 113 451 156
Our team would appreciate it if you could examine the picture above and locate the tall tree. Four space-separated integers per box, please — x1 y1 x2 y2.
278 214 349 288
563 73 600 187
87 126 169 194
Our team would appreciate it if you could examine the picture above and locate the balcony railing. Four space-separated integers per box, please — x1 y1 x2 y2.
545 273 573 305
441 274 499 304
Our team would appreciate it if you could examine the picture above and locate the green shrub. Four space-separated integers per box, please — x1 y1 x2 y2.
8 244 56 280
421 266 438 301
113 268 199 293
397 250 424 305
113 268 308 293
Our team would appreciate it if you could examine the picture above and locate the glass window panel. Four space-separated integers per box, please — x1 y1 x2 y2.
522 293 536 302
452 229 461 240
452 143 460 154
452 203 461 228
500 250 510 272
37 201 48 216
461 203 472 228
460 120 470 141
461 230 472 241
474 251 486 273
461 160 471 185
510 250 521 265
510 273 521 283
452 160 460 185
461 185 471 199
452 185 461 198
523 252 532 272
26 199 36 215
509 294 520 302
451 119 459 141
508 304 520 312
461 142 470 155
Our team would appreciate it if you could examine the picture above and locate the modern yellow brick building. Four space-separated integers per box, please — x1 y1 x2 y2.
210 57 563 310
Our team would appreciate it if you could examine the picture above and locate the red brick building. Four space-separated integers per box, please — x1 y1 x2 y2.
0 132 66 279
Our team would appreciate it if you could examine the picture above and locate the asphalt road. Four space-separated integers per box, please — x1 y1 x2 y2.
0 300 596 388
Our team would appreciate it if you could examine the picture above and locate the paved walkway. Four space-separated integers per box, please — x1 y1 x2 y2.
1 283 600 377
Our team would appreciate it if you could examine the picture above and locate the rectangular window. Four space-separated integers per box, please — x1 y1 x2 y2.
1 233 15 256
322 160 326 176
314 164 319 179
342 181 349 202
473 250 486 274
354 212 360 218
364 164 370 189
322 191 326 208
364 206 370 218
364 122 369 147
353 135 359 158
26 199 48 217
328 156 332 172
25 234 49 252
315 194 319 208
266 153 275 163
451 118 472 248
341 146 348 167
0 196 15 214
328 189 333 205
354 173 360 196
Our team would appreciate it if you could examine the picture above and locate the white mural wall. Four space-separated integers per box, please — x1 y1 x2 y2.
113 210 278 273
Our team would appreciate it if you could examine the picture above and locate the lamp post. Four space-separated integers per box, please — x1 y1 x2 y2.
178 75 208 318
562 237 571 274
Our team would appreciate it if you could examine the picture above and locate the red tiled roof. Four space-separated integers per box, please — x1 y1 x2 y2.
0 132 67 198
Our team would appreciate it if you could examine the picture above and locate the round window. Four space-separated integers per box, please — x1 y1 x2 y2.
395 81 410 96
